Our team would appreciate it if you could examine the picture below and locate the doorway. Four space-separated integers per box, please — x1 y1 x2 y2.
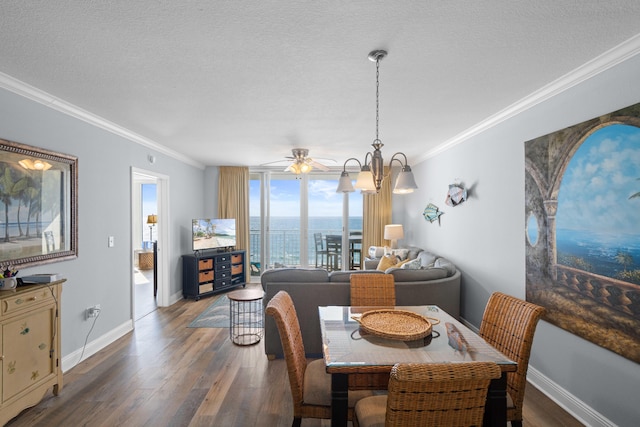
131 168 169 320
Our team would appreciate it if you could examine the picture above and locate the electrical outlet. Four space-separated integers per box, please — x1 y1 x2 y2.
86 304 101 319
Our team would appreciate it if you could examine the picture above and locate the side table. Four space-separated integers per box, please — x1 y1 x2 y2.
138 251 154 270
227 289 264 346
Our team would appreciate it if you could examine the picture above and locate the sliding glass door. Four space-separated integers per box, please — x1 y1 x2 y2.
250 171 362 272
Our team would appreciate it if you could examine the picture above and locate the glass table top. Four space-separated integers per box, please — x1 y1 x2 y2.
319 305 517 370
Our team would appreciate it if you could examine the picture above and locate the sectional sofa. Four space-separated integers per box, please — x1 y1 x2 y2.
261 248 460 358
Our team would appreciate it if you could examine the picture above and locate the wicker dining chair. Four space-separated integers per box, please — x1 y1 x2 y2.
353 362 502 427
350 273 396 307
265 291 374 427
479 292 546 427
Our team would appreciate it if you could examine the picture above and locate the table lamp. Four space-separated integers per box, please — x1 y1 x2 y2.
384 224 404 249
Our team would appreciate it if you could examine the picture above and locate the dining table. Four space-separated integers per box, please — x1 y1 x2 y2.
319 305 517 427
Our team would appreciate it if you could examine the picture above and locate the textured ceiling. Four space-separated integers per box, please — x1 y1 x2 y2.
1 1 639 169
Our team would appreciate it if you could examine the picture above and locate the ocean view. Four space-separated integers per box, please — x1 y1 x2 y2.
556 228 640 280
249 216 362 267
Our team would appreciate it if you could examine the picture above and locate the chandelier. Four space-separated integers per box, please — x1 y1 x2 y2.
336 49 418 194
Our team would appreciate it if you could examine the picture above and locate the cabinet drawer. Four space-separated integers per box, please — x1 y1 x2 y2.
231 254 243 264
198 259 213 270
198 270 214 283
215 279 231 289
216 254 230 263
216 270 230 280
215 262 231 272
1 286 54 317
231 264 243 275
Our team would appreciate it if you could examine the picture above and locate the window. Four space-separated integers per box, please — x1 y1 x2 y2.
250 171 362 271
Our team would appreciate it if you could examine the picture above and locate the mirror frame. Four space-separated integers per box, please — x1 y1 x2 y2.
0 138 78 269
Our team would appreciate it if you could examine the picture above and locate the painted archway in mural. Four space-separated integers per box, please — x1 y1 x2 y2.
525 103 640 363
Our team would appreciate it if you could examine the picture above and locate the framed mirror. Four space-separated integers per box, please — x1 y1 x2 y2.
0 138 78 269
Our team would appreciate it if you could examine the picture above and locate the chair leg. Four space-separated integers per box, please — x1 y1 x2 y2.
292 417 302 427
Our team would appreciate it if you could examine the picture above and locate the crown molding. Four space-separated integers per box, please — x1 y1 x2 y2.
0 73 205 170
416 32 640 163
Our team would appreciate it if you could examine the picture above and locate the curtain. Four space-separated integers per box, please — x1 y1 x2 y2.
218 166 250 272
362 166 392 256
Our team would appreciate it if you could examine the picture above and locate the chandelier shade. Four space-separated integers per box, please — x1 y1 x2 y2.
336 49 418 195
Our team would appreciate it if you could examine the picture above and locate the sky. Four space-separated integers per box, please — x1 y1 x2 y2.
557 124 640 235
249 176 362 217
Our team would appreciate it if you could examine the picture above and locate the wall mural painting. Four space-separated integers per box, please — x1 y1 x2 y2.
525 103 640 364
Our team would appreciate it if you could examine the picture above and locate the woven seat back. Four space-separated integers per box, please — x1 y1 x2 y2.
350 274 396 307
385 362 502 426
479 292 545 423
265 291 308 410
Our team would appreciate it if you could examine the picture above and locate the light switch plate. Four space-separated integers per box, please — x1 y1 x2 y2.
108 236 114 247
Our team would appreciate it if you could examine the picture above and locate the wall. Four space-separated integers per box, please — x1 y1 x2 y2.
399 53 640 426
0 88 205 367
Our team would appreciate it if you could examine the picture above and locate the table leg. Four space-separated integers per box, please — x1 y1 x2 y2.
484 371 508 426
331 373 348 427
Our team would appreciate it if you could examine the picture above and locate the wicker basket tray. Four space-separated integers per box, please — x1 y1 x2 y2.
352 309 439 341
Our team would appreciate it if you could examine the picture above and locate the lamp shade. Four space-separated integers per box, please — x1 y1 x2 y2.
393 168 418 194
147 214 158 225
384 224 404 249
354 169 375 192
336 171 355 193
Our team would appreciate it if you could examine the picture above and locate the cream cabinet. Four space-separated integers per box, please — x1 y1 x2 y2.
0 281 64 426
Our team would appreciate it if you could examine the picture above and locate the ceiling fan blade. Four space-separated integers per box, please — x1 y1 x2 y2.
308 159 330 171
260 159 291 166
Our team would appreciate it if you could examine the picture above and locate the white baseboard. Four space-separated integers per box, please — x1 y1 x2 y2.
459 317 613 427
169 290 183 305
61 320 133 373
527 367 615 427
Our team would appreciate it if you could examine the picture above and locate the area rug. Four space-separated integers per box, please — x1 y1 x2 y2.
188 295 230 328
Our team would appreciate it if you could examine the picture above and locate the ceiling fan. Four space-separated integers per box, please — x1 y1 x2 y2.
263 148 335 174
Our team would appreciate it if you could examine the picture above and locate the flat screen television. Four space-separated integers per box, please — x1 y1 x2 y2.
192 218 236 251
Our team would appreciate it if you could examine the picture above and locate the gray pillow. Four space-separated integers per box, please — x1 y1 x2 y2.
418 251 437 268
406 247 423 260
434 258 456 276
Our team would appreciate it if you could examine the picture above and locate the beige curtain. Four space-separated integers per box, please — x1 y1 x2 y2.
218 167 250 273
362 167 392 255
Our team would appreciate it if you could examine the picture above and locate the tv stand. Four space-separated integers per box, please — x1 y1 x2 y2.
182 249 246 300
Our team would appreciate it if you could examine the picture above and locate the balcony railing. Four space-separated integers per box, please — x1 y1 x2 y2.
249 228 350 270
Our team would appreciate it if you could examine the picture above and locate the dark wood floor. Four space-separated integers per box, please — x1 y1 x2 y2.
7 283 584 426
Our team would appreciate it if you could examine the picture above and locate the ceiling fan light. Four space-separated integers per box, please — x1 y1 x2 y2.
336 171 355 193
300 162 312 173
289 163 301 174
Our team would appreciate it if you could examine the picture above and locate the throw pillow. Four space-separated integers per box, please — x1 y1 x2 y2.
394 258 412 268
377 254 398 271
400 258 422 269
391 248 409 261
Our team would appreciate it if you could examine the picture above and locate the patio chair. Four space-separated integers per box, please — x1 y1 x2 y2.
313 233 328 268
353 362 502 427
326 234 342 271
479 292 546 427
265 291 373 427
